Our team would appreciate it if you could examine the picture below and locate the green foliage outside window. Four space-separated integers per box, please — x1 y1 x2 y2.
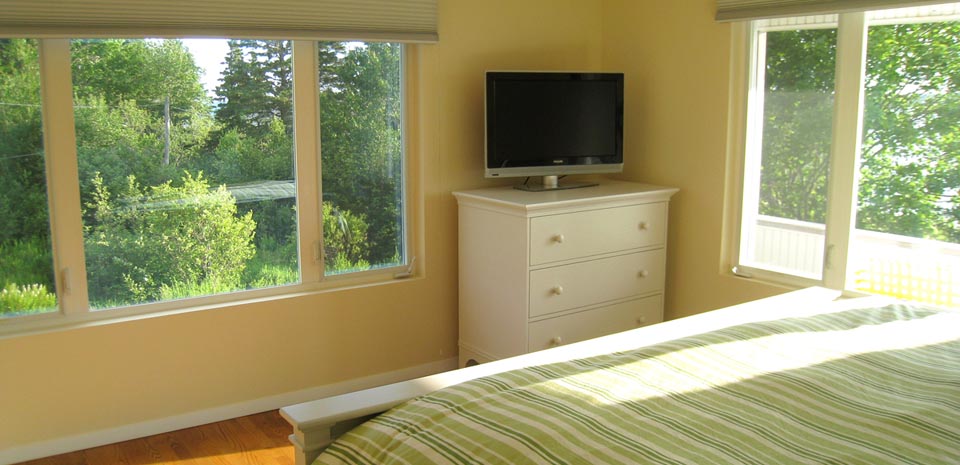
0 37 404 315
83 172 257 306
760 22 960 243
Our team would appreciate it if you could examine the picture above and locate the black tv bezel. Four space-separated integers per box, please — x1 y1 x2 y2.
484 71 625 180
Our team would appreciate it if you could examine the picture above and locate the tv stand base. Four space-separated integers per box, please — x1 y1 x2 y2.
514 175 598 191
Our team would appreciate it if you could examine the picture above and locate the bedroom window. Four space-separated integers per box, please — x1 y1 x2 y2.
0 38 413 325
318 41 405 276
732 3 960 307
71 38 300 309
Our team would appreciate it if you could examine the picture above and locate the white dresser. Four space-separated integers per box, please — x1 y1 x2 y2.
453 181 678 367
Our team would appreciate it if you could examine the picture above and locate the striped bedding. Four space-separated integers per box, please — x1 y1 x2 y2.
317 303 960 464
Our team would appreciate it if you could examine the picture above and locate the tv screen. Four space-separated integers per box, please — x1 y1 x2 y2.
485 72 624 181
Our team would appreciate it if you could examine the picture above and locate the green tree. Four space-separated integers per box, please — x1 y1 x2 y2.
858 22 960 242
71 39 208 120
84 172 256 306
760 22 960 243
204 116 297 265
759 28 836 224
0 39 58 315
319 42 403 266
205 117 293 184
207 40 298 277
215 40 293 138
0 39 49 245
74 96 176 204
71 39 216 220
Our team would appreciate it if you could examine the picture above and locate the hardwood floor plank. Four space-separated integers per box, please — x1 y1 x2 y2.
16 411 294 465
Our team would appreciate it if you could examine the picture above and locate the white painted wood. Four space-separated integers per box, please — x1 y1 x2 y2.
291 40 324 282
453 181 678 216
529 250 665 318
528 295 662 352
280 287 849 462
529 203 666 265
454 181 677 367
457 202 530 363
823 12 868 291
39 39 89 314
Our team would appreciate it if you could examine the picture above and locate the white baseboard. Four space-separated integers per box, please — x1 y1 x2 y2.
1 357 458 465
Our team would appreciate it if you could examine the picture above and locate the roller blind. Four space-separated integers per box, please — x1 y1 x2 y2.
0 0 438 42
716 0 949 21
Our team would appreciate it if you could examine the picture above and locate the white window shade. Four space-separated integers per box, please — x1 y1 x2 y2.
0 0 438 42
716 0 950 21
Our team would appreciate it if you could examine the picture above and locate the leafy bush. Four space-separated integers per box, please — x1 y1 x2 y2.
158 277 244 302
205 119 293 185
244 264 300 289
84 171 257 306
327 252 371 275
0 237 55 290
322 201 370 273
0 283 56 316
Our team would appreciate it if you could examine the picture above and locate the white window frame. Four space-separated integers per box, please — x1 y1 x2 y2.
0 39 419 337
725 16 855 290
724 7 953 292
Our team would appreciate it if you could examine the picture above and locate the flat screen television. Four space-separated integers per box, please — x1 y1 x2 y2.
485 71 624 191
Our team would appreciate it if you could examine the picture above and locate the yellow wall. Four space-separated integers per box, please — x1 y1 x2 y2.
600 0 783 319
0 0 794 453
0 0 607 453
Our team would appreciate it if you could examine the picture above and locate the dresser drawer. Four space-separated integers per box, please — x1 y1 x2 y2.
529 203 666 265
529 249 665 318
528 295 662 352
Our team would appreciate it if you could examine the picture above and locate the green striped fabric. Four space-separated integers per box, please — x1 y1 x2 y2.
317 304 960 464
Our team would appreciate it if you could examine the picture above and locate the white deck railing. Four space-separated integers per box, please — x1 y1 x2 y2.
747 215 960 307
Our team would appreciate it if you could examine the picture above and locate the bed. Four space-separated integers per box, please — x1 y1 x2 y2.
280 287 960 464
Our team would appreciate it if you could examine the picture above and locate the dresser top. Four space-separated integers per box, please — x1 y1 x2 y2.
453 181 678 213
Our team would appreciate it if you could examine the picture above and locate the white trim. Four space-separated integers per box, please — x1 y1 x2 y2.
721 21 752 277
737 22 766 274
0 274 424 341
39 39 89 315
822 12 868 290
0 356 457 465
725 18 834 287
292 39 324 283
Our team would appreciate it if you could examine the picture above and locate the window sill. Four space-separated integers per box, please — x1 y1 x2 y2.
0 267 421 341
726 264 821 290
725 265 874 301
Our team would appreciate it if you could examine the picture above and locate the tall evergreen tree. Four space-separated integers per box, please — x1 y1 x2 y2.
215 39 293 137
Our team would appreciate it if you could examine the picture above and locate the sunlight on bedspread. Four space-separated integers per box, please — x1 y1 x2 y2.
317 304 960 465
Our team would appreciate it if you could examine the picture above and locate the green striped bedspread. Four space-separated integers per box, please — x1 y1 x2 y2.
317 304 960 464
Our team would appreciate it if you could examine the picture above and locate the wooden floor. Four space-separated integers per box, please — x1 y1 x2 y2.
18 411 294 465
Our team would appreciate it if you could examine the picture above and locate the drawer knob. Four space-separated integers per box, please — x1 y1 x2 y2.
551 233 565 244
638 270 650 278
636 316 648 326
551 336 563 346
638 221 649 231
551 285 564 295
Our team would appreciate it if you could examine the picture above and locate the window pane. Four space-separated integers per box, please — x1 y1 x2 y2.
851 17 960 306
739 27 837 279
73 39 299 309
318 42 404 275
0 39 59 317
